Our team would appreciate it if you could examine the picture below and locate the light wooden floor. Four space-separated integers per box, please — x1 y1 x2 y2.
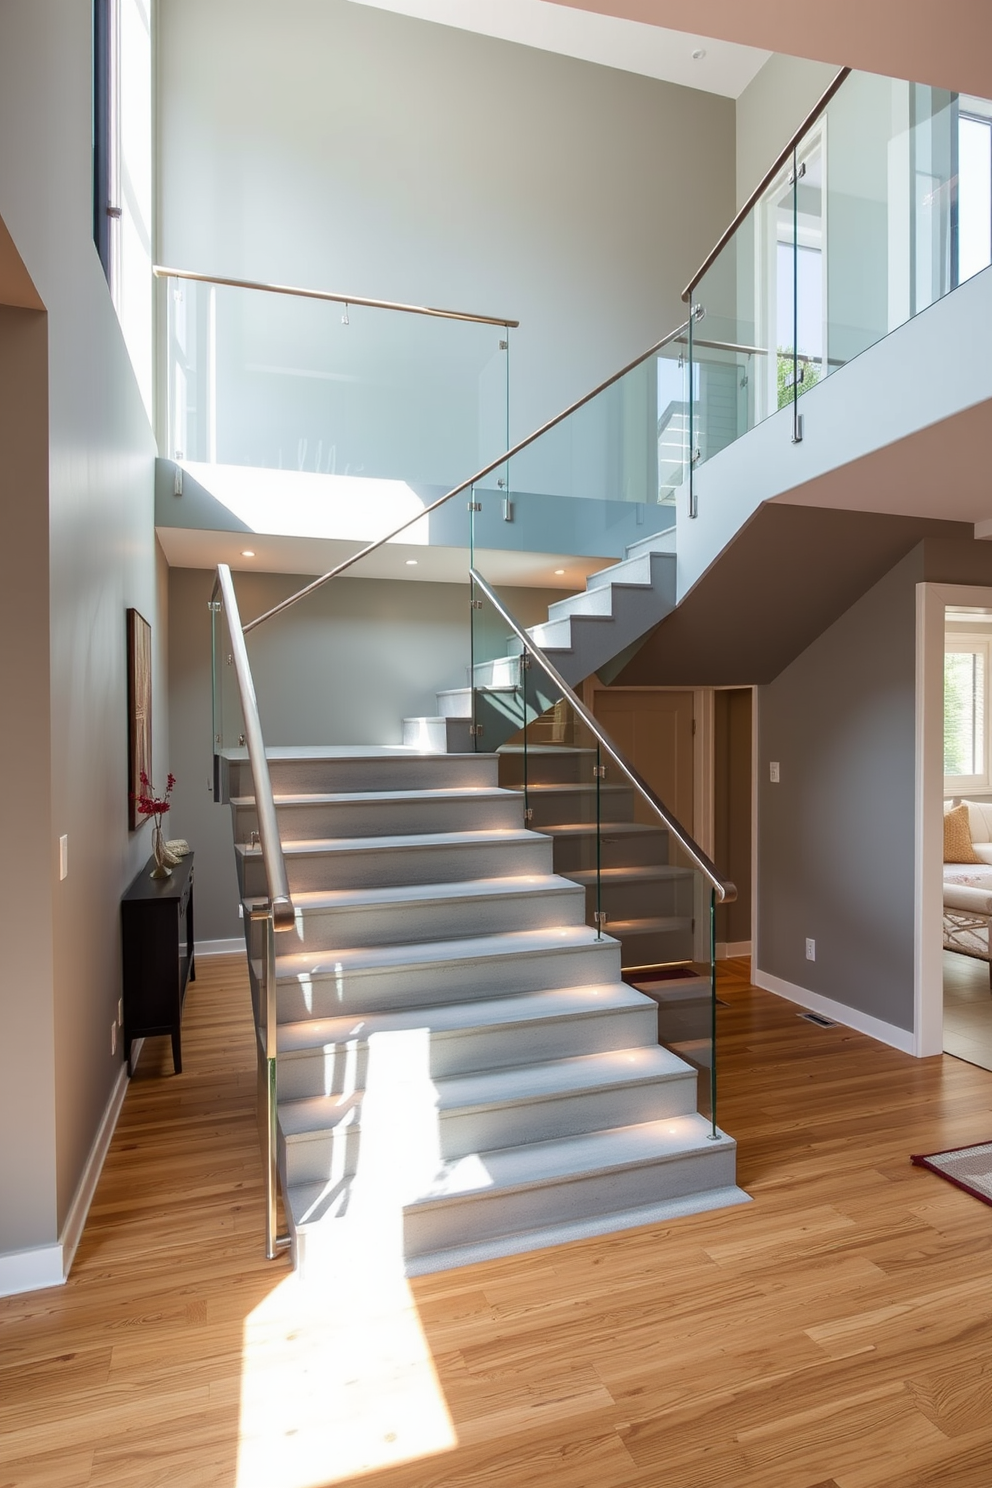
3 955 992 1488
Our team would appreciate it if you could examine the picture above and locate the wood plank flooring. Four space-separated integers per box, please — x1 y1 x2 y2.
2 954 992 1487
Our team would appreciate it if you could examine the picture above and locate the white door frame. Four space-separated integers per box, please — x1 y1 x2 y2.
915 581 992 1057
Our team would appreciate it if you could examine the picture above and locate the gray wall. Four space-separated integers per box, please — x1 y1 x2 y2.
157 0 736 445
0 0 163 1259
735 53 837 206
756 549 920 1031
169 567 558 941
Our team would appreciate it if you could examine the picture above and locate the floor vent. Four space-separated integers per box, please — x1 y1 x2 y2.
798 1011 837 1028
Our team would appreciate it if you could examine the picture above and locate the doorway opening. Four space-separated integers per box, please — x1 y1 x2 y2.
941 603 992 1070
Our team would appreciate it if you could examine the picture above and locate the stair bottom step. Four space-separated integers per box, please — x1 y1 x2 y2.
405 1184 750 1276
291 1183 750 1280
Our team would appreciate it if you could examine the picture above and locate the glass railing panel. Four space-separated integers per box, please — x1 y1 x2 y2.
164 275 510 488
506 339 687 513
688 70 992 477
689 186 789 471
820 75 962 377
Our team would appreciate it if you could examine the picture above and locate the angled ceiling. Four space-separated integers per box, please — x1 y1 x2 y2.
546 0 992 98
347 0 770 96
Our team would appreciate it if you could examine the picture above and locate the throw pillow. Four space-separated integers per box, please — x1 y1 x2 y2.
944 802 982 863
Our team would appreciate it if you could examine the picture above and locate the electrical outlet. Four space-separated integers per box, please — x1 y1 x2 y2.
769 762 780 783
111 1021 117 1056
59 834 68 880
806 938 816 961
117 998 123 1026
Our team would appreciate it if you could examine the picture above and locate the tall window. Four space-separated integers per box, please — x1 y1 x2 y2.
958 104 992 284
945 638 990 788
93 0 120 294
92 0 153 419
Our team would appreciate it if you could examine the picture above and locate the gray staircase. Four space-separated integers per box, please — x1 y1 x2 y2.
403 527 676 752
229 746 746 1277
497 744 696 970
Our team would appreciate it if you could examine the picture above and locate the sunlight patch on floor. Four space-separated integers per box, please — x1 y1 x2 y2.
236 1257 456 1487
237 1025 457 1486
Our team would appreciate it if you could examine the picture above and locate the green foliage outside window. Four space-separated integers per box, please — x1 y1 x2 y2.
776 350 821 410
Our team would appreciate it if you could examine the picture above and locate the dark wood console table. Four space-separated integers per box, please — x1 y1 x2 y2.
121 851 195 1075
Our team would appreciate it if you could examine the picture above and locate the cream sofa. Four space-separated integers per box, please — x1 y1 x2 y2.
944 799 992 983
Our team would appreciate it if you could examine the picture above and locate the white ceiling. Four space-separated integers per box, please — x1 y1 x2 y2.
347 0 770 98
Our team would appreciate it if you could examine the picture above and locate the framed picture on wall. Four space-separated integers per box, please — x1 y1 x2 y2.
126 608 152 831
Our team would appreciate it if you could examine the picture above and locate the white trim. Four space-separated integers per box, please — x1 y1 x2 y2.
0 1060 131 1298
750 684 760 974
0 1244 64 1299
717 940 751 960
915 583 992 1059
753 967 917 1056
59 1061 129 1278
195 936 245 957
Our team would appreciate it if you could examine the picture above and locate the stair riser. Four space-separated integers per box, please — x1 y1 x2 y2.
524 787 636 830
402 1141 736 1257
498 752 597 789
439 1075 697 1161
275 940 622 1020
236 792 524 843
586 550 675 593
281 1071 697 1187
281 1126 362 1190
586 880 695 922
655 1004 713 1045
276 1003 659 1101
624 529 676 561
241 835 555 896
546 586 618 621
279 885 587 952
614 926 695 969
227 754 498 798
552 830 670 872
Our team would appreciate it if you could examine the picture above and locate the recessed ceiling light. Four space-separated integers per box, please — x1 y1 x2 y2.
554 568 565 575
691 47 706 60
406 559 418 566
241 549 255 557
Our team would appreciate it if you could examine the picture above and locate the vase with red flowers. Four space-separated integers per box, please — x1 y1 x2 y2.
135 771 177 879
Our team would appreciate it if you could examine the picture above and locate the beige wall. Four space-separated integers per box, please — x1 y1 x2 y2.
735 53 837 207
0 0 162 1268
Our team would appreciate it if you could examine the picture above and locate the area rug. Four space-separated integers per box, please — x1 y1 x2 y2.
911 1141 992 1207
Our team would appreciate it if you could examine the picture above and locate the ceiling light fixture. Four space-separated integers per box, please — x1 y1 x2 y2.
691 47 706 60
241 549 255 557
406 559 418 566
554 568 565 575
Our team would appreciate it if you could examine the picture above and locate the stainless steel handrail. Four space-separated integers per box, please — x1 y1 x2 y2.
243 318 691 634
682 65 851 300
213 565 295 932
469 568 737 906
154 264 519 329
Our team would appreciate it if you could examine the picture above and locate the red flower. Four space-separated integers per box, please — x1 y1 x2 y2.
133 772 176 827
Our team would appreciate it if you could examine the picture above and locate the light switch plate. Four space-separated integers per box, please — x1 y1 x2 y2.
59 835 68 880
769 762 780 783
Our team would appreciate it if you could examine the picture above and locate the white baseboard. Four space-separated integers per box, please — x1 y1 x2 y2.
0 1060 130 1299
717 940 751 960
753 967 917 1056
195 937 245 957
60 1061 129 1278
0 1243 64 1299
